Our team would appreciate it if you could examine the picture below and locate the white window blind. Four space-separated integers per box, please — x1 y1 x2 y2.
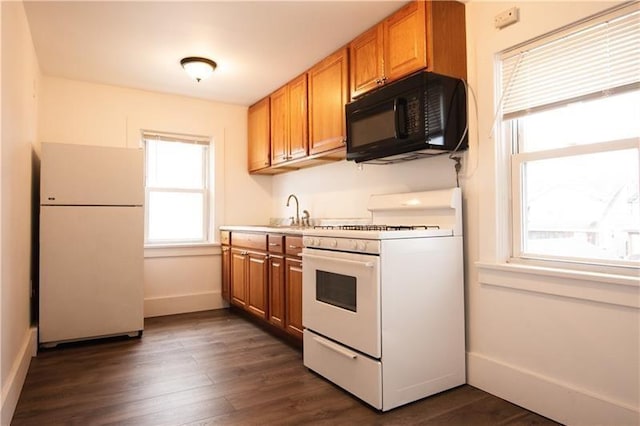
501 4 640 119
142 131 210 146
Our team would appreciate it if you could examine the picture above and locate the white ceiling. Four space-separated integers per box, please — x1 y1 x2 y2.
24 1 409 106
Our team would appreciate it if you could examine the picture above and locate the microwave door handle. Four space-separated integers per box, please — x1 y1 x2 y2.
394 97 408 139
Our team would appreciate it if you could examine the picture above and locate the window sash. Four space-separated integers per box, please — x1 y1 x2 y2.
145 189 209 244
510 134 639 269
143 135 210 245
145 139 208 190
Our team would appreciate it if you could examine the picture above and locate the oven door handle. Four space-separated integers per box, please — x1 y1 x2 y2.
301 253 375 268
313 336 357 360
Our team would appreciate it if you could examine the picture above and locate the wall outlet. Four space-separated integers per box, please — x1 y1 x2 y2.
495 7 519 29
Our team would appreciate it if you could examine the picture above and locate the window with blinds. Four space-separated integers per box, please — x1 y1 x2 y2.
143 132 211 245
500 3 639 269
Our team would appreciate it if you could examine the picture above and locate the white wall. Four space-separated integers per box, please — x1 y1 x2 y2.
271 2 639 424
271 155 460 220
1 1 40 424
38 76 272 318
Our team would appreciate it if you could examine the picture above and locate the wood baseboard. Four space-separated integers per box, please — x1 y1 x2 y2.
2 327 37 425
144 291 228 318
467 351 639 425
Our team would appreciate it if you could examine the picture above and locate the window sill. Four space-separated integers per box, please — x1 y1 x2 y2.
144 242 220 258
476 261 639 309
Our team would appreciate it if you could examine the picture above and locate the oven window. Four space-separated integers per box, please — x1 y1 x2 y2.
316 271 357 312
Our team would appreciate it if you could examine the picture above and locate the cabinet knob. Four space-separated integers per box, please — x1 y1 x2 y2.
381 76 388 83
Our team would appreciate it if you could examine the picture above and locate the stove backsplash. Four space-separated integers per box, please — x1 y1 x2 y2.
271 152 458 221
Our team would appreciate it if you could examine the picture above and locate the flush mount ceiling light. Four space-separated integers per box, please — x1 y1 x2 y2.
180 57 217 82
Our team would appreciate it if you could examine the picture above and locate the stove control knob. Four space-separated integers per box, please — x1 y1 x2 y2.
303 237 313 247
330 239 338 248
313 238 320 246
357 241 367 251
350 240 358 250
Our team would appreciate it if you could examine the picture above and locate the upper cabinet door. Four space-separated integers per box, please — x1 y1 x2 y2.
383 0 427 82
350 25 384 99
308 47 349 155
348 1 427 100
270 85 289 166
248 97 271 172
288 74 308 161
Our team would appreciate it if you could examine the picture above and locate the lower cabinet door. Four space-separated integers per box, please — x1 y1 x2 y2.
230 249 248 307
247 252 268 319
285 257 303 339
269 255 286 328
221 246 231 301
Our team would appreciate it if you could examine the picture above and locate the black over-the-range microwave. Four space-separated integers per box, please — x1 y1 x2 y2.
345 71 468 164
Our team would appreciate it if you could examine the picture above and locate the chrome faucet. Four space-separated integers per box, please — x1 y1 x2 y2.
286 194 300 226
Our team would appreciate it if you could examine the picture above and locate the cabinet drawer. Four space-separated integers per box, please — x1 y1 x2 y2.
268 234 284 253
220 231 230 245
232 232 267 251
303 330 382 410
285 236 303 257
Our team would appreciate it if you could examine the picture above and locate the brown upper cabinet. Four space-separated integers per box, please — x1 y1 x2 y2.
425 1 467 80
350 1 466 99
270 74 308 166
247 97 271 172
248 0 466 174
307 47 349 156
350 25 384 100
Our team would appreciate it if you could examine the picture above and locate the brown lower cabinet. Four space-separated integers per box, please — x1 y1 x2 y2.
230 248 268 320
268 253 285 328
222 231 303 342
221 244 231 301
285 257 303 339
246 251 268 318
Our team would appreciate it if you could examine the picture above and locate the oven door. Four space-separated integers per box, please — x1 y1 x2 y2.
302 247 381 358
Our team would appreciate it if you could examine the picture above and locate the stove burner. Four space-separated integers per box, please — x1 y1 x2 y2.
313 224 440 231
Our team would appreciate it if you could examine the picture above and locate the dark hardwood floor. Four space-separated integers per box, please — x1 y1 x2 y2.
12 310 560 425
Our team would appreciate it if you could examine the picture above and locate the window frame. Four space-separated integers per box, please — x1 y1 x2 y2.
498 3 640 276
143 132 211 246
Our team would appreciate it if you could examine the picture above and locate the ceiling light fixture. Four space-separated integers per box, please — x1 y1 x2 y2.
180 57 217 82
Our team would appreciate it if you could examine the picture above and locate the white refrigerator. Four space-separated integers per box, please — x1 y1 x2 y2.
39 142 144 347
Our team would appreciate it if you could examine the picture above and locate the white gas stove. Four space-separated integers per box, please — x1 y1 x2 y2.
301 187 466 412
